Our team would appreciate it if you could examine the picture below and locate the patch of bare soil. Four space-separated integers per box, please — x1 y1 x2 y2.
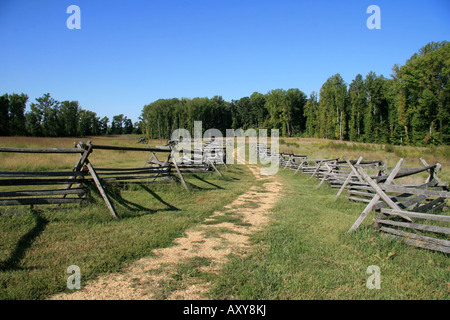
50 156 283 300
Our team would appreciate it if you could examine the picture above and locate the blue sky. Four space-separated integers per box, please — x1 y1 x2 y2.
0 0 449 124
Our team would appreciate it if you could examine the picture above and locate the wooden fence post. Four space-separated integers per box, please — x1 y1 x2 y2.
348 158 405 232
335 156 363 201
170 151 189 191
62 141 93 198
316 163 332 189
85 159 119 220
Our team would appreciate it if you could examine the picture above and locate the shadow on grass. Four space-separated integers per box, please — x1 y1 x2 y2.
99 183 181 217
0 211 48 272
191 174 225 190
137 184 180 212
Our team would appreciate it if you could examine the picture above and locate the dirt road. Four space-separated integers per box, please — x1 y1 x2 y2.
50 163 283 300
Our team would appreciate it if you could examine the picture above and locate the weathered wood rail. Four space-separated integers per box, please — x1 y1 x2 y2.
0 141 198 219
345 158 449 254
237 141 449 254
271 140 449 254
173 147 224 177
280 153 308 171
0 146 89 209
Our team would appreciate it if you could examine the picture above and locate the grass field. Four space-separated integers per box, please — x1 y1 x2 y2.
0 136 256 299
277 137 450 182
209 169 449 299
0 135 448 300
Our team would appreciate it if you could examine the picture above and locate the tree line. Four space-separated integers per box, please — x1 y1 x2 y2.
0 93 141 137
141 41 449 145
1 41 448 145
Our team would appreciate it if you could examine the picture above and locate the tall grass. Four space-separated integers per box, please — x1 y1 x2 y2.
0 136 170 171
277 137 450 182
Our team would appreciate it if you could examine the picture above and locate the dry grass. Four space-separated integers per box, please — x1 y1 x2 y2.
276 137 450 182
0 136 169 171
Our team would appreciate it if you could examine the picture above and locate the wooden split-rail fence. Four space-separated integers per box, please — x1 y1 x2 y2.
0 140 224 219
249 142 280 164
252 142 449 254
166 138 228 166
305 155 449 254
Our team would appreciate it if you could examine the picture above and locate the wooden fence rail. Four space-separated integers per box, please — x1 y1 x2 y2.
0 141 203 219
196 140 450 254
345 159 449 254
271 141 449 254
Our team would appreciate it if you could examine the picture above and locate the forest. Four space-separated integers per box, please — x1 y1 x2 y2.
1 41 448 145
141 41 449 145
0 93 139 137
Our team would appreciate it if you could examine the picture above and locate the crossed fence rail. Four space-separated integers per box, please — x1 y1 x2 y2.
251 142 449 254
0 140 225 219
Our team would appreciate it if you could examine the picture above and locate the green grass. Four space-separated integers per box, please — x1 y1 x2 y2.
152 256 215 300
1 136 449 300
0 164 255 300
208 169 450 300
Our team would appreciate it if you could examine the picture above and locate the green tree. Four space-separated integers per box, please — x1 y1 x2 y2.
0 94 10 136
249 92 268 128
8 93 28 135
78 109 100 136
363 72 390 144
235 96 252 129
31 93 61 137
99 116 109 135
111 114 124 135
123 116 133 134
304 91 319 138
318 74 348 140
348 74 367 141
265 89 286 134
285 88 308 136
384 78 402 144
60 100 80 136
25 102 43 136
393 41 450 145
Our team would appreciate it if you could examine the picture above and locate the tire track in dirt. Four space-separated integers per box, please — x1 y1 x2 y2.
50 154 283 300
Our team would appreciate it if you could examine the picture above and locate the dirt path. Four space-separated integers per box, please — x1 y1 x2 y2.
50 161 283 300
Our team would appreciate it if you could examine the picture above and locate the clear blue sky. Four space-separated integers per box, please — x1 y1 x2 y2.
1 0 449 124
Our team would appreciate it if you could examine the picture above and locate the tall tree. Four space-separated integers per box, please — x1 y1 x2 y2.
348 74 367 141
384 78 402 144
111 114 124 135
318 74 348 140
304 91 319 138
8 93 28 135
123 116 133 134
32 93 61 137
25 102 43 137
78 109 100 136
393 41 450 145
249 92 268 128
99 116 109 135
364 72 390 143
265 89 286 135
60 100 80 136
0 94 10 136
285 88 307 136
235 96 252 129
